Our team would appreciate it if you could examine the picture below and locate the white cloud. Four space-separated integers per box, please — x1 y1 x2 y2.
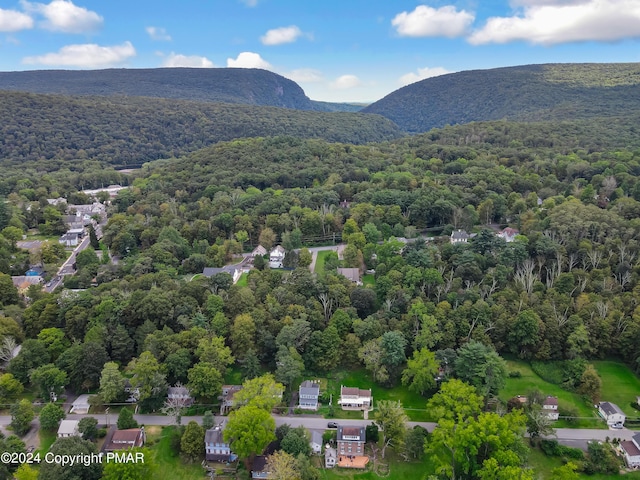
330 74 362 90
162 53 214 68
261 25 303 45
0 8 33 31
399 66 451 86
392 5 474 38
239 0 258 6
21 0 102 33
227 51 273 70
469 0 640 45
283 68 323 83
23 41 135 67
146 26 171 41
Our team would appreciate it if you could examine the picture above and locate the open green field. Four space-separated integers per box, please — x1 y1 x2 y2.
362 274 375 286
147 426 208 480
501 360 602 428
593 360 640 417
314 250 333 274
236 273 248 287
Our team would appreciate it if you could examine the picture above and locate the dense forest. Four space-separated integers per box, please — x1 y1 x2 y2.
0 91 401 172
363 63 640 132
0 68 325 110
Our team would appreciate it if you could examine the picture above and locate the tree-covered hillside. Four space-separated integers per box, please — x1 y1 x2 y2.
363 63 640 132
0 68 322 110
0 91 402 169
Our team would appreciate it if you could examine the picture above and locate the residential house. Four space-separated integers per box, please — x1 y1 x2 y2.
325 446 337 468
205 423 236 462
338 386 373 411
336 425 369 468
59 232 80 247
124 378 139 403
251 455 270 479
497 227 519 243
251 245 267 257
104 428 145 451
167 385 194 406
542 396 559 421
11 275 43 293
202 265 242 284
598 401 626 426
298 380 320 411
310 430 323 454
450 229 470 244
621 433 640 468
57 419 80 438
220 385 243 414
336 268 362 285
269 245 286 269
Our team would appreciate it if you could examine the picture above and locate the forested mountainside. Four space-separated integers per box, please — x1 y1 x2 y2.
363 63 640 132
0 91 402 169
0 68 324 110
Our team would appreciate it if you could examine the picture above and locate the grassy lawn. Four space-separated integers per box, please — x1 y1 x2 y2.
36 429 57 456
315 250 333 274
592 360 640 417
315 369 430 421
318 447 430 480
501 360 602 428
362 274 375 286
147 426 208 480
236 273 248 287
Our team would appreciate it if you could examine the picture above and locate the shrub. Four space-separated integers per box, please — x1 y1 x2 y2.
509 370 522 378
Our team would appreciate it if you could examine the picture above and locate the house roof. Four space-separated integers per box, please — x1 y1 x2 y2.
111 429 143 444
337 425 365 442
252 455 268 473
299 380 320 395
252 245 267 256
311 430 323 445
336 268 361 283
451 229 469 239
543 396 558 406
205 428 225 445
270 245 285 256
499 227 519 237
622 440 640 457
57 419 79 435
202 266 237 278
599 401 625 416
633 432 640 446
340 386 371 397
11 275 43 287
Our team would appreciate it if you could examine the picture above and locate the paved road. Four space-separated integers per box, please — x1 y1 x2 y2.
0 412 633 448
43 235 91 293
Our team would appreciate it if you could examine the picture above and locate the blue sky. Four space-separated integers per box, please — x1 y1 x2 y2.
1 0 640 102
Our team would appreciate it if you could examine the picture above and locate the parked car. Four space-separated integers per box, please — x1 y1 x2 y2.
327 422 338 428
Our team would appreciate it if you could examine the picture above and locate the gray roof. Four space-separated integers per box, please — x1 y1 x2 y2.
205 428 226 445
600 401 625 416
311 430 323 445
299 380 320 396
451 229 470 239
202 265 237 278
633 432 640 446
337 425 365 442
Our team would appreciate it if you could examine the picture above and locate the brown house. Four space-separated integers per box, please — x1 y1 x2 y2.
104 428 145 451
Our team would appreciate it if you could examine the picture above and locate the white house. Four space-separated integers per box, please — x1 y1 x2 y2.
269 245 286 269
325 446 337 468
57 419 80 438
621 433 640 468
310 430 323 455
450 230 470 244
338 385 373 411
598 401 626 426
298 380 320 411
251 245 267 257
202 266 242 284
167 385 194 406
59 232 80 247
542 396 559 421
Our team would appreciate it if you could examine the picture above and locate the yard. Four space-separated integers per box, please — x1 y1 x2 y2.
314 250 334 275
500 359 602 428
312 369 430 421
592 360 640 417
146 426 208 480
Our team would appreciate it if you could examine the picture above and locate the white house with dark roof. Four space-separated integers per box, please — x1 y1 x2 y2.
450 229 470 244
310 430 323 454
298 380 320 411
205 421 236 462
202 265 242 284
621 433 640 467
167 385 193 406
338 385 372 410
598 401 626 426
